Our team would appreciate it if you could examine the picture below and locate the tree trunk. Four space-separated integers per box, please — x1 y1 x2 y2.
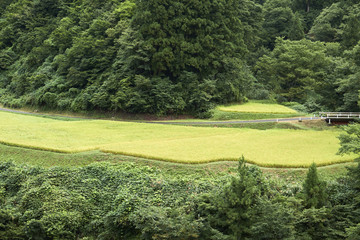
306 0 310 12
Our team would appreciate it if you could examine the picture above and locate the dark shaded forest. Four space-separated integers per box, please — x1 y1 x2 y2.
0 0 359 117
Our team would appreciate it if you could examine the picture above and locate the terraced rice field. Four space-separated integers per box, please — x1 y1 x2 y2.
0 111 354 167
218 101 298 114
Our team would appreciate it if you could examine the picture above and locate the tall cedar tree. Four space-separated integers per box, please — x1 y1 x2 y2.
303 162 327 208
117 0 260 115
132 0 248 78
197 157 261 239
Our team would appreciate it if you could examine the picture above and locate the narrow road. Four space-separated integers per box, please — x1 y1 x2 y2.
0 107 40 115
0 106 320 125
146 117 320 125
0 107 85 119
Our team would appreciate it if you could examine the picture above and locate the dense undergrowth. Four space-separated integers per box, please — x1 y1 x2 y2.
1 159 360 239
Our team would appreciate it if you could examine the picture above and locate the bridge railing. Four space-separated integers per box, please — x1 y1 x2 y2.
319 112 360 118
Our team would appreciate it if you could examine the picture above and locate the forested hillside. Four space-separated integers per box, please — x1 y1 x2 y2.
0 0 359 116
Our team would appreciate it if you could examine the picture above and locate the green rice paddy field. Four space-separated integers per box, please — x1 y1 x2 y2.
0 111 355 167
211 100 303 121
218 101 298 114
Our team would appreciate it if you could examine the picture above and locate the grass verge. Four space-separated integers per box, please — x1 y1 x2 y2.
190 120 332 131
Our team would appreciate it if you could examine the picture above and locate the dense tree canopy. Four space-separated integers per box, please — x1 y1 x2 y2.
0 0 359 115
261 0 304 49
0 0 262 117
255 38 340 110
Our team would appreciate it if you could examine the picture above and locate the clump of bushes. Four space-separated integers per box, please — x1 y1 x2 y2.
1 158 360 239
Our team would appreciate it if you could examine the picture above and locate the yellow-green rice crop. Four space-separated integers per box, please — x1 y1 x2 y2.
218 101 298 114
0 111 354 167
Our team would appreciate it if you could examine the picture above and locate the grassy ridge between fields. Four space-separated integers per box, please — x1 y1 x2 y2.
0 111 355 167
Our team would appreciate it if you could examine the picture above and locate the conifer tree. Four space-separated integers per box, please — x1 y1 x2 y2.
303 163 327 208
197 156 261 239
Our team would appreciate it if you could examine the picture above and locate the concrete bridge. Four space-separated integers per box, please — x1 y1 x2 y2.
319 112 360 124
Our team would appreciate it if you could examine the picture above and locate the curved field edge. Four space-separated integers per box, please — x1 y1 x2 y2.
0 132 353 168
0 143 356 185
0 141 354 168
0 140 96 153
102 149 354 168
0 143 355 171
0 111 355 168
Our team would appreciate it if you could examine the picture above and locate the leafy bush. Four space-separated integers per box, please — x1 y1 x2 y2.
282 102 308 113
1 158 360 239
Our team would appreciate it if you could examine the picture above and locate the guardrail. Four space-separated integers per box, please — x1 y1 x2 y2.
319 112 360 118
